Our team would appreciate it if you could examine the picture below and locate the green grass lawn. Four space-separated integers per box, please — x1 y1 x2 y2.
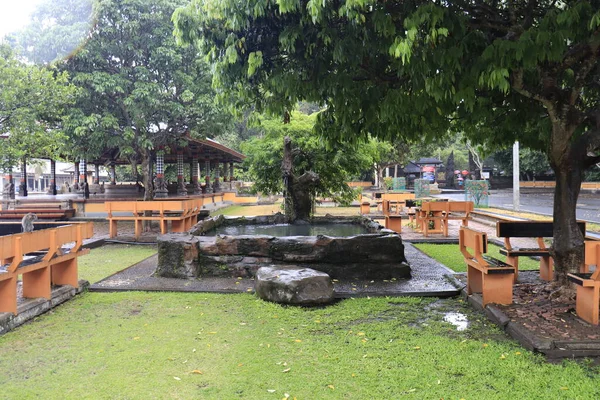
78 244 157 284
413 243 541 273
1 245 598 399
1 291 599 399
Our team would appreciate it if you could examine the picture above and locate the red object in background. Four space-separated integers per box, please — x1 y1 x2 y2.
461 170 469 176
422 166 435 172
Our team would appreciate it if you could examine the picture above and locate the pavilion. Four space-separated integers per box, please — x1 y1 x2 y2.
2 135 245 200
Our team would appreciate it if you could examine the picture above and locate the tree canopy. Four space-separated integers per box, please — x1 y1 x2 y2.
58 0 231 198
6 0 94 65
174 0 600 286
0 45 76 169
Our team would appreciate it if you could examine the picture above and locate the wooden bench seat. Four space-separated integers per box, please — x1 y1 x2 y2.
460 226 515 306
106 199 204 239
0 223 93 314
496 221 586 281
567 241 600 325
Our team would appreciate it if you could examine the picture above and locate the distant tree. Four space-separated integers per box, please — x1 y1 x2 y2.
6 0 94 65
0 45 75 170
60 0 230 199
241 112 380 211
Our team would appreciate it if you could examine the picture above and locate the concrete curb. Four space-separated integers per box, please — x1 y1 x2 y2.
0 280 89 336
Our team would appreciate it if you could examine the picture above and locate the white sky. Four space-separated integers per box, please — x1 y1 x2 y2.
0 0 43 39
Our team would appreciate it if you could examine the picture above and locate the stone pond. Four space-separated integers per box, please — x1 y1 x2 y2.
156 213 410 282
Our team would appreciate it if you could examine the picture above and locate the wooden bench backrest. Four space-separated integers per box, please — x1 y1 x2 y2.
496 221 586 238
381 193 415 201
0 223 93 270
448 201 474 213
106 199 203 214
459 226 488 264
421 201 450 213
585 241 600 280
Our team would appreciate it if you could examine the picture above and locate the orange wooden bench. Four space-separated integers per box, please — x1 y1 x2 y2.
497 221 586 281
459 226 515 306
568 241 600 325
382 199 404 233
105 199 204 239
418 201 473 237
0 222 94 315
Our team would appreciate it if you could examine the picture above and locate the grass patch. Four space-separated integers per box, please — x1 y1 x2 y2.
413 243 540 273
0 292 598 399
78 244 157 284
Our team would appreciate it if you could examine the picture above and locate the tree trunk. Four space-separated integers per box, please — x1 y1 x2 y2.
141 149 153 201
549 131 585 288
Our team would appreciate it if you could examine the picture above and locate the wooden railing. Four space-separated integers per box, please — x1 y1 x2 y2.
347 181 373 187
0 222 94 314
105 199 206 239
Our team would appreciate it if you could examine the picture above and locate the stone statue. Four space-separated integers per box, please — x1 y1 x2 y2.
282 136 320 223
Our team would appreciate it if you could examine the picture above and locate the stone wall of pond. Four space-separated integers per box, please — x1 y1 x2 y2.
156 214 409 281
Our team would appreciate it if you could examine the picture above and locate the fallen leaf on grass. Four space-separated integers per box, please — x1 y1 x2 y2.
267 389 276 393
294 339 302 343
327 385 335 390
173 377 181 381
282 368 291 373
413 346 421 350
500 354 506 359
191 370 203 375
133 337 140 340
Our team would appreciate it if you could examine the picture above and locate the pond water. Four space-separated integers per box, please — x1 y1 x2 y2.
206 223 369 237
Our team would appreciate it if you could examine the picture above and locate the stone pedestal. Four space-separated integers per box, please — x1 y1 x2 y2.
255 265 334 305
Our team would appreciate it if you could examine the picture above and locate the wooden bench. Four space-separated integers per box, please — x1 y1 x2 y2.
496 221 586 281
377 192 415 212
105 199 205 239
459 226 515 306
0 222 94 315
568 241 600 325
0 208 76 220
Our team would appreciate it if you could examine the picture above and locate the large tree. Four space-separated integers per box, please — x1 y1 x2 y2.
58 0 230 199
174 0 600 289
5 0 94 65
0 45 76 170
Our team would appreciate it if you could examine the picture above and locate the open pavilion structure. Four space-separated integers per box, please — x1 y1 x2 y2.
2 136 245 200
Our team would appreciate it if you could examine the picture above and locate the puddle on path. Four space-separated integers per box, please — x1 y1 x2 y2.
443 312 469 331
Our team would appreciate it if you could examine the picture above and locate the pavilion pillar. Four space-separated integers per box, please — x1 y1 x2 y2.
222 162 229 183
94 164 101 184
230 162 235 190
74 161 80 187
19 157 28 197
154 150 168 198
79 158 89 199
204 159 212 193
3 168 15 199
176 151 187 196
191 153 201 195
47 159 57 195
213 160 221 193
